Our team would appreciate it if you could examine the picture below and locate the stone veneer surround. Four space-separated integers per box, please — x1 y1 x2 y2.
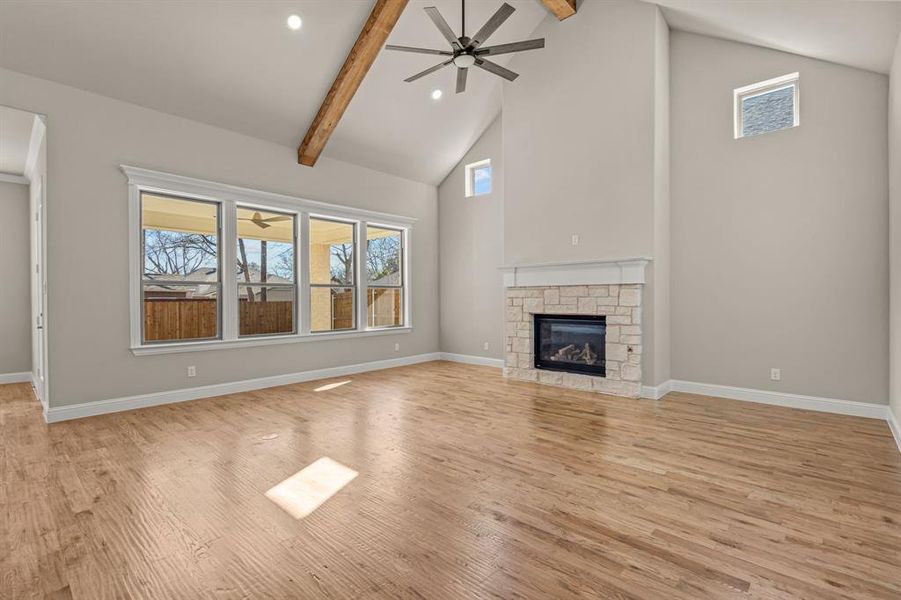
504 284 643 397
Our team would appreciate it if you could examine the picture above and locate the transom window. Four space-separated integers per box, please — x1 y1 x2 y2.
734 72 799 139
125 166 412 352
465 159 492 197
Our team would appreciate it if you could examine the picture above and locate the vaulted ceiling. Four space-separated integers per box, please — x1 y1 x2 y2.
0 0 546 185
0 105 36 177
652 0 901 74
1 1 899 186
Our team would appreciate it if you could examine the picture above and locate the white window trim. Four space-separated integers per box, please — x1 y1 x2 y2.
464 158 491 197
123 165 415 356
733 72 799 139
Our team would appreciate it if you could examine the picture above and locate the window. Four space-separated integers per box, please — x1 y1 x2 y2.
309 217 356 332
141 193 221 343
734 72 799 139
237 207 297 337
465 159 492 197
366 226 404 328
124 166 413 354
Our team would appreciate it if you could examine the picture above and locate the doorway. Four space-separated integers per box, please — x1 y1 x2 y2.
0 104 49 407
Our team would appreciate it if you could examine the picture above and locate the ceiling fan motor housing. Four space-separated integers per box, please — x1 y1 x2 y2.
453 53 476 68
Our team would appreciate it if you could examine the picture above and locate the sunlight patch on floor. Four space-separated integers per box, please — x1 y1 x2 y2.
265 457 358 519
314 380 352 392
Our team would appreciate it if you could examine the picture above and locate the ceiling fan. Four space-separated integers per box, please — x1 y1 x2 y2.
239 211 291 229
385 1 545 94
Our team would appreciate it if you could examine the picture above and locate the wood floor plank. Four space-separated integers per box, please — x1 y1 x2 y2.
1 361 900 599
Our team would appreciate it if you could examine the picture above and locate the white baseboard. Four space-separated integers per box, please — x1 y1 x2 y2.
888 409 901 455
439 352 505 368
45 352 442 423
641 380 672 400
0 371 31 385
667 379 887 420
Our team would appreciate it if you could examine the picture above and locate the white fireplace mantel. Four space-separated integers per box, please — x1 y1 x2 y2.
500 257 651 287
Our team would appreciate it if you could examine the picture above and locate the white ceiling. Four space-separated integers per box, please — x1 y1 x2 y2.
650 0 901 74
1 1 899 185
0 0 547 185
0 105 36 177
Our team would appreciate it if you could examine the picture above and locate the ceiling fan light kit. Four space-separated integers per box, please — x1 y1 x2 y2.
385 1 546 94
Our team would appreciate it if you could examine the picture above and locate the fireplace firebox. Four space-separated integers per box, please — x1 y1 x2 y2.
534 314 606 377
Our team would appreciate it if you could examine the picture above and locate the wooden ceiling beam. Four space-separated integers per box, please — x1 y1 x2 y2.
298 0 408 167
540 0 577 21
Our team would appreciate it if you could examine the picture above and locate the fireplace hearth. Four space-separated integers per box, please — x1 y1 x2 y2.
534 314 606 377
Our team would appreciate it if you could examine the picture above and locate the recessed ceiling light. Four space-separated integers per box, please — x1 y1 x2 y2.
287 15 302 30
431 89 443 100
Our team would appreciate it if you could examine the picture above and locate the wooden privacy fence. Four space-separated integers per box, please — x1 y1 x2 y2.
144 298 218 341
239 299 294 336
144 291 399 340
144 298 294 340
332 289 401 329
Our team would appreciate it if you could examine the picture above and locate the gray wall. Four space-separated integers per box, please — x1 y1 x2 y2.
0 67 439 408
503 0 658 265
671 32 889 404
646 10 671 387
0 181 32 375
502 0 670 386
438 116 504 360
890 32 901 422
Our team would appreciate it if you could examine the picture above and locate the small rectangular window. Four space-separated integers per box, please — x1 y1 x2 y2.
465 159 492 197
141 193 220 343
734 72 799 139
309 217 356 332
237 207 297 337
366 226 404 328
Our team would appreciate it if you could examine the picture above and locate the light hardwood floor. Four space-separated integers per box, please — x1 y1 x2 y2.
2 361 900 599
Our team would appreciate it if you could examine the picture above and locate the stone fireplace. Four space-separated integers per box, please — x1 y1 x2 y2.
502 259 647 398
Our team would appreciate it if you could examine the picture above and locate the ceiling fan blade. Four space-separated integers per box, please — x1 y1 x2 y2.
404 59 453 82
256 222 272 229
456 67 468 94
261 216 292 223
469 3 515 49
475 38 544 57
385 44 453 56
475 58 518 81
423 7 462 50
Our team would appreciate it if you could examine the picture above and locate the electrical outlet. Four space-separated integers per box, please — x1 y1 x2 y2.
187 365 197 378
394 342 400 352
483 342 489 351
571 234 580 246
770 368 781 381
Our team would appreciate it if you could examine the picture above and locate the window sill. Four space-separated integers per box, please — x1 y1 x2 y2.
131 326 413 356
